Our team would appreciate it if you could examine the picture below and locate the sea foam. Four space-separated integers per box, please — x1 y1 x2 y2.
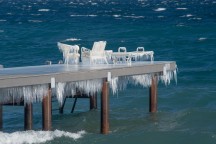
0 130 86 144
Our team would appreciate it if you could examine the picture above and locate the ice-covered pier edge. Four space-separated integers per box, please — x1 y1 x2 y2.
0 61 177 133
0 64 177 105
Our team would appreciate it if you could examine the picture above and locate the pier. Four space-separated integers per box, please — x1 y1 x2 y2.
0 61 176 134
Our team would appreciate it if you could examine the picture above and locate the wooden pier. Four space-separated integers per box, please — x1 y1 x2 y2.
0 61 176 133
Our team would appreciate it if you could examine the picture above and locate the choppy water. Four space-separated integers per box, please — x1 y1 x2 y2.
0 0 216 143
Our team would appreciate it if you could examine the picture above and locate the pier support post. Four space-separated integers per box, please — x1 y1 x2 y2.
59 98 67 114
149 75 158 113
42 84 52 131
0 104 2 129
90 92 97 110
101 79 109 134
24 103 33 130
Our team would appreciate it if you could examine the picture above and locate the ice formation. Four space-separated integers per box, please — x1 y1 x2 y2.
0 84 48 104
0 64 177 105
55 79 103 106
159 64 177 85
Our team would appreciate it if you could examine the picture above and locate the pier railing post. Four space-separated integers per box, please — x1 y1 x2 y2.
90 92 97 110
42 84 52 131
24 103 33 130
101 79 109 134
149 75 158 113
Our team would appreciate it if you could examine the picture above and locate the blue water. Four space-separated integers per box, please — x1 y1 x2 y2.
0 0 216 143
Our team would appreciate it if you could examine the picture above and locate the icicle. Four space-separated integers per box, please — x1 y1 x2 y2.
0 84 49 104
56 82 66 106
130 74 152 87
110 77 118 94
75 79 103 95
174 69 177 84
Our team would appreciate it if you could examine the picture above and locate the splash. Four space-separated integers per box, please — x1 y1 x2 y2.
0 130 86 144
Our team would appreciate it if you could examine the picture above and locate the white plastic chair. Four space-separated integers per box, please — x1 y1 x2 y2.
81 41 108 64
57 42 80 65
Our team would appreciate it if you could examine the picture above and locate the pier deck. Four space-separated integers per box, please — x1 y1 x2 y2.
0 61 176 88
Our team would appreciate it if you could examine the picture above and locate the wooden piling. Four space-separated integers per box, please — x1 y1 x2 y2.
101 79 109 134
71 97 78 113
24 103 33 130
42 85 52 131
0 104 2 129
59 98 67 114
149 75 158 113
90 92 97 110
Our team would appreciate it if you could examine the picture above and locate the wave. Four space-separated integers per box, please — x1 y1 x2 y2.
0 30 4 33
198 37 207 41
113 14 121 18
0 130 86 144
176 8 187 10
0 19 7 22
123 15 144 19
70 14 97 17
154 8 166 12
180 14 193 18
38 9 50 12
64 38 81 42
28 20 43 23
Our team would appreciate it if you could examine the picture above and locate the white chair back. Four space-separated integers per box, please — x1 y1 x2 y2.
91 41 106 55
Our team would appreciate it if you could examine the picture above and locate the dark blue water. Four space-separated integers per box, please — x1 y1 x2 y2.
0 0 216 143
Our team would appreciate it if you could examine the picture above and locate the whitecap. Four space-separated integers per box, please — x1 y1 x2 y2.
113 14 121 18
91 2 97 5
28 20 43 23
180 14 193 18
88 14 97 17
70 15 85 17
70 14 97 17
176 8 187 10
0 30 4 33
38 9 50 12
154 8 166 12
30 14 41 16
123 16 144 19
64 38 81 42
186 14 193 17
0 19 7 22
198 37 207 41
158 16 164 18
0 130 86 144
